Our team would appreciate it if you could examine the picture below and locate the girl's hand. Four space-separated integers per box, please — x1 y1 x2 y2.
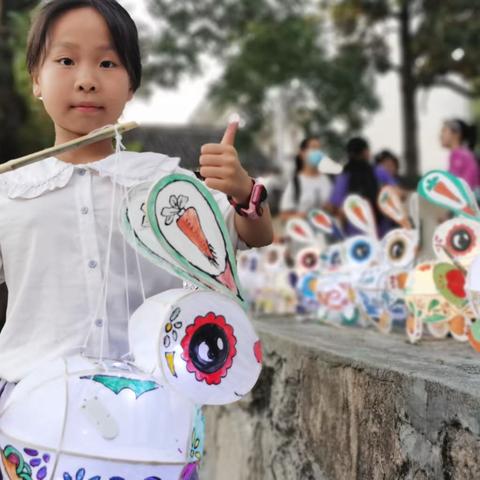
199 122 253 204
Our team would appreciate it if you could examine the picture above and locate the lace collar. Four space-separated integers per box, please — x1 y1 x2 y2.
0 151 181 199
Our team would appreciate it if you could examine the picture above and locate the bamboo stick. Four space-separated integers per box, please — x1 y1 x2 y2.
0 121 139 174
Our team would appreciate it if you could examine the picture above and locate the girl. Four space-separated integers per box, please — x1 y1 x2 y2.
440 118 479 192
279 137 332 220
327 137 397 237
0 0 272 392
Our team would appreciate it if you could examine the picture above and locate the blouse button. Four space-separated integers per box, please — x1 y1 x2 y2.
95 318 104 327
88 260 97 269
78 168 86 176
81 207 89 215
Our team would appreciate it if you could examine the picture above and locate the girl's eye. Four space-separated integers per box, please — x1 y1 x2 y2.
58 58 74 66
100 60 116 68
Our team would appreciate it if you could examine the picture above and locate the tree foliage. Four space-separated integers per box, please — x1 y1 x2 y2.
144 0 379 155
0 1 52 163
328 0 480 176
331 0 480 97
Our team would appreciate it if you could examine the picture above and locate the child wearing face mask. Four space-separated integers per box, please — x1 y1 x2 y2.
279 137 332 220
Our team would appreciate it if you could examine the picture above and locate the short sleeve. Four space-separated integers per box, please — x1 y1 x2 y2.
375 165 397 186
329 173 349 208
449 149 478 190
279 181 296 212
319 175 333 205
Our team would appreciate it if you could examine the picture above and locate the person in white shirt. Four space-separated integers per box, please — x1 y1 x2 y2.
280 137 332 220
0 0 273 388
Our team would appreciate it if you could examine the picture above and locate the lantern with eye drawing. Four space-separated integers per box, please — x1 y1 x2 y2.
357 187 419 334
415 171 480 346
0 174 262 480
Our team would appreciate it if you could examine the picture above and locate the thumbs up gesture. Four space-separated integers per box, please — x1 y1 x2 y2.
199 122 253 204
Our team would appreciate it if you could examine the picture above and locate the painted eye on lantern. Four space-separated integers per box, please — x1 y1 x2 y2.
383 230 417 268
446 225 474 255
296 248 319 271
350 240 372 262
389 239 406 260
181 313 236 385
154 291 262 406
267 250 279 264
302 252 318 269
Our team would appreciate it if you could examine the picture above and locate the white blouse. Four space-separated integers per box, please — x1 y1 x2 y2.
0 151 243 382
280 174 332 213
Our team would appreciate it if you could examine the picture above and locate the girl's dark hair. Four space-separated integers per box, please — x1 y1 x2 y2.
374 149 400 171
26 0 142 91
344 137 381 219
293 137 318 203
445 119 477 150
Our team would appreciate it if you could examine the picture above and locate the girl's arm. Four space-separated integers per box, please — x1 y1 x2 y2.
234 201 273 248
199 122 274 248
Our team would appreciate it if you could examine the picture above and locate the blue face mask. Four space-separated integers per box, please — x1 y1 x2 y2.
306 149 325 167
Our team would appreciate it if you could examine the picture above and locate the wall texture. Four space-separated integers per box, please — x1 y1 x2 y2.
201 318 480 480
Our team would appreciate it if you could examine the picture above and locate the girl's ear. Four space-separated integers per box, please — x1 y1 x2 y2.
32 75 41 98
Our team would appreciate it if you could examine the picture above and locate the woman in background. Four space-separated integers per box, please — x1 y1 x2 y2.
327 137 397 237
280 137 332 220
441 119 479 192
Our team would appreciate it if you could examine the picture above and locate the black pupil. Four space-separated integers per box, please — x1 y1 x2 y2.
451 229 471 252
353 242 370 261
189 324 229 374
304 253 316 267
390 241 405 260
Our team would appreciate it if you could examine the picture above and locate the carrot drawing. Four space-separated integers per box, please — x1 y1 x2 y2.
294 224 306 237
161 195 218 267
430 178 461 204
314 214 329 227
350 201 367 225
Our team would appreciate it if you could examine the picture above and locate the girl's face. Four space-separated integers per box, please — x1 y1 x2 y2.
301 139 321 168
32 7 133 143
440 124 458 149
302 139 321 159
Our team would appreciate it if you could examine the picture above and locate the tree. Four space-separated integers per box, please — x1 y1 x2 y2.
0 0 52 164
329 0 480 177
143 0 379 158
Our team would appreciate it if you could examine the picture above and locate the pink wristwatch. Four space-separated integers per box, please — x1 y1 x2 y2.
228 179 268 220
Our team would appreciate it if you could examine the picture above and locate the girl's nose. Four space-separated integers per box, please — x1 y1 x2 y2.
75 72 98 92
76 81 97 92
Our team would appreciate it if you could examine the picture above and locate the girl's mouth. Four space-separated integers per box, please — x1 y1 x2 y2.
72 105 104 113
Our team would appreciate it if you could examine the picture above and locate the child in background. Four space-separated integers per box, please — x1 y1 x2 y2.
374 149 400 180
280 137 332 220
327 137 397 237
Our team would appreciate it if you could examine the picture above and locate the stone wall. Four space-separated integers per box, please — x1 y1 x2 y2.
201 318 480 480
